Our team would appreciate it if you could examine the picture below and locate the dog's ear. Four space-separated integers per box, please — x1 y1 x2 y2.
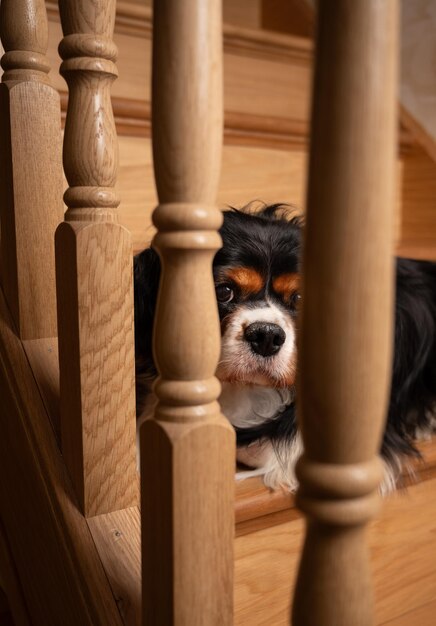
133 246 161 359
134 246 161 414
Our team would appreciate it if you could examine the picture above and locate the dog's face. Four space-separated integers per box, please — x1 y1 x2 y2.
213 207 302 388
133 205 303 415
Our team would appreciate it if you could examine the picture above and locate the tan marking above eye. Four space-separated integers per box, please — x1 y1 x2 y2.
273 273 300 302
225 267 264 295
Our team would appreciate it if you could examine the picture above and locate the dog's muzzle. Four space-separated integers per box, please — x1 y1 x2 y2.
244 322 286 357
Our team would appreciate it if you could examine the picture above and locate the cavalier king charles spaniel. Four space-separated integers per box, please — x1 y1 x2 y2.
134 205 436 492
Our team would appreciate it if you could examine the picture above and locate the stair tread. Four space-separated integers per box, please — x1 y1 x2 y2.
235 437 436 526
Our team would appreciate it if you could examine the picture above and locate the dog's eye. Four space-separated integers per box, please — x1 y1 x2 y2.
290 292 301 308
216 284 234 303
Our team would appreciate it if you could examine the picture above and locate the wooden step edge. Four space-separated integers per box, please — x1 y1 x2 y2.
396 242 436 262
20 328 436 623
22 323 436 535
59 92 310 150
400 104 436 165
57 92 413 156
46 1 312 61
47 4 415 154
235 438 436 532
0 287 124 626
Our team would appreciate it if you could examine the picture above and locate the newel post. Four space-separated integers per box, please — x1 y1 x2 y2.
140 1 235 624
293 1 399 625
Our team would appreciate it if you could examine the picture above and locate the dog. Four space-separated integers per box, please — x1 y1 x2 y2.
134 204 436 492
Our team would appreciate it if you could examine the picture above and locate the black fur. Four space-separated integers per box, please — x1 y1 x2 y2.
383 258 436 462
134 205 436 474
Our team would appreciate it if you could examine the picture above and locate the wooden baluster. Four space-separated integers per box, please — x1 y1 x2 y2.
292 1 399 625
0 0 63 339
140 1 235 624
56 0 137 517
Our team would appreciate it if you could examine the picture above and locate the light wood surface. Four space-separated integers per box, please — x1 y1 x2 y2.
0 0 63 339
381 598 436 626
21 324 436 626
400 103 436 165
55 0 137 517
140 1 235 624
82 438 436 626
10 2 424 259
234 476 436 626
88 506 141 626
399 145 436 257
293 1 399 624
117 135 310 252
44 1 312 122
114 135 405 257
0 287 123 625
400 0 436 163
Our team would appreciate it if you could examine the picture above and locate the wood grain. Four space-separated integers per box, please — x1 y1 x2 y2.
23 337 60 442
140 1 235 624
371 481 436 624
5 3 417 260
44 1 312 122
0 0 63 339
0 286 122 625
88 507 141 626
55 0 138 517
82 439 436 626
235 475 295 524
116 136 310 253
293 1 399 624
115 137 406 257
234 477 436 626
380 598 436 626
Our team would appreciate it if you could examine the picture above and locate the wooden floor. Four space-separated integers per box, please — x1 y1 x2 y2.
2 316 436 625
234 440 436 626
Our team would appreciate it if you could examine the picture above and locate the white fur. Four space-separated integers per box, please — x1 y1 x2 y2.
235 432 414 496
216 302 296 387
136 385 425 495
219 382 293 429
415 404 436 441
219 380 302 490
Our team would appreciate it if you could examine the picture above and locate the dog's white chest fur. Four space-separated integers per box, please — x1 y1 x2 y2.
219 382 301 490
219 382 293 429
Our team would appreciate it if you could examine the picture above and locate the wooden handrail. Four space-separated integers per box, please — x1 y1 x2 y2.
0 0 63 339
292 1 399 624
55 0 137 517
140 0 235 624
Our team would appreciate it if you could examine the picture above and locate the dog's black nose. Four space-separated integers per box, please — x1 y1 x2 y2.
244 322 286 357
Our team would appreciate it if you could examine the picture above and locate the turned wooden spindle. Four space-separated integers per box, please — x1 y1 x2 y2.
292 2 399 625
55 0 137 517
0 0 63 339
140 1 235 624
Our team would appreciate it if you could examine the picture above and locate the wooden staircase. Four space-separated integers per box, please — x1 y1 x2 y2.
41 0 436 261
2 305 436 625
1 1 436 624
235 443 436 625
